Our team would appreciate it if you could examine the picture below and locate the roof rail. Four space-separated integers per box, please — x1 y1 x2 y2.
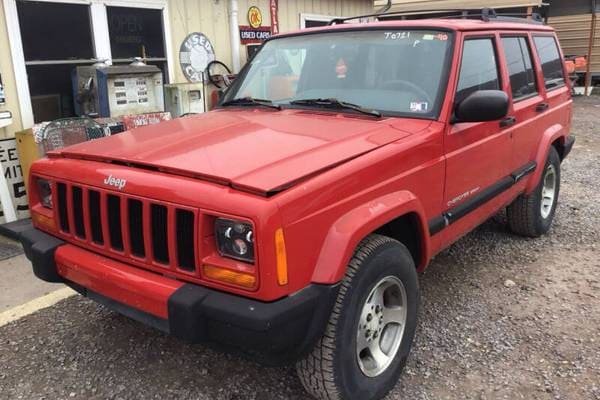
328 7 545 26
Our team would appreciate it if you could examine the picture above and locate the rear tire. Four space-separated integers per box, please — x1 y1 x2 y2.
296 234 419 400
507 147 561 237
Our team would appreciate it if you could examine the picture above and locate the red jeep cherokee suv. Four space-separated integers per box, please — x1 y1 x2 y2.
21 13 574 400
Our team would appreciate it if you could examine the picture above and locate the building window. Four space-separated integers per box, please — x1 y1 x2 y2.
17 1 94 61
13 1 170 124
17 1 96 123
299 13 340 29
107 6 168 83
107 6 166 60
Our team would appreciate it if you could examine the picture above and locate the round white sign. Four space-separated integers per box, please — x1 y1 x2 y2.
179 32 216 83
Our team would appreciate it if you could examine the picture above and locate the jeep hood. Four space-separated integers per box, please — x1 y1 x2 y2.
53 109 430 195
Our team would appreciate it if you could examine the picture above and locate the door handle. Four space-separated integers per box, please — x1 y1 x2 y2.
536 102 549 112
500 116 516 127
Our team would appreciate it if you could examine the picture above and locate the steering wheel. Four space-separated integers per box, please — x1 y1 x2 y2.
207 60 233 89
380 80 433 105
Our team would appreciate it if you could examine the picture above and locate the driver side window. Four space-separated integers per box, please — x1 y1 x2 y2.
456 38 500 103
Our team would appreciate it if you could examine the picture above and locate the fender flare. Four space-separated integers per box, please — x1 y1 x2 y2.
525 123 567 194
311 190 430 284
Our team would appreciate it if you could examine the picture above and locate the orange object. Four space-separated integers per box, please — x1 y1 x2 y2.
203 264 257 288
274 228 288 286
268 75 298 101
575 56 587 70
31 211 56 232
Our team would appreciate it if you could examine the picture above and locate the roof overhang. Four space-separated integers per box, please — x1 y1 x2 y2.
373 0 544 12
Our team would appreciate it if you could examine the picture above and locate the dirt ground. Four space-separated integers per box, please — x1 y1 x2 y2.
0 97 598 400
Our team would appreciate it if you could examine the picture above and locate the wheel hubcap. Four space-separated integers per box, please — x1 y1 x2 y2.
356 276 407 377
541 164 557 219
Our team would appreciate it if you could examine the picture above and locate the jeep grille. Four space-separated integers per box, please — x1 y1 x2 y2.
54 181 197 273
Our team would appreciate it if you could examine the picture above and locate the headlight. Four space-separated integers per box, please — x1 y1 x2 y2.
36 178 52 208
215 218 255 263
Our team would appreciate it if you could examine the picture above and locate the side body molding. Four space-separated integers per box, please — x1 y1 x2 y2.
525 123 568 194
311 191 430 283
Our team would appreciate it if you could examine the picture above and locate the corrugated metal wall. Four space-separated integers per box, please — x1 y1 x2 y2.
547 0 596 17
550 13 600 75
168 0 372 83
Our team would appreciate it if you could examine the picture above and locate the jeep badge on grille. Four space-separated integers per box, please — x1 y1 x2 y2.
104 175 127 190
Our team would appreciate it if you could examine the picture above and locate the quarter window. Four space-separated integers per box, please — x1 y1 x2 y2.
501 37 538 100
456 38 500 103
533 36 565 90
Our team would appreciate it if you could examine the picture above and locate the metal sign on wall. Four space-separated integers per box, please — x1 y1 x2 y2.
270 0 279 35
239 26 272 44
179 32 216 83
248 6 263 28
240 6 272 44
0 138 29 223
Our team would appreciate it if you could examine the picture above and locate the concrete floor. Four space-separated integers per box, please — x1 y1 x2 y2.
0 236 62 311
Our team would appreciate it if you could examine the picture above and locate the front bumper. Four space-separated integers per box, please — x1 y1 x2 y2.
19 226 339 365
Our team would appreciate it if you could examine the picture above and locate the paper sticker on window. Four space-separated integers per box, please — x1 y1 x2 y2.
410 102 429 112
423 33 449 41
336 58 347 79
384 32 411 40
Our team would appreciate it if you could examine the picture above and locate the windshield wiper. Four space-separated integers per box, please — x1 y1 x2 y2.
221 97 281 110
289 98 381 118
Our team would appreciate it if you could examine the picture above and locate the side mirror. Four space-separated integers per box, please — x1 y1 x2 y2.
453 90 509 123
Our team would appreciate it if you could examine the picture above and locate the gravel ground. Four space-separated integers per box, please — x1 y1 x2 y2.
1 97 599 400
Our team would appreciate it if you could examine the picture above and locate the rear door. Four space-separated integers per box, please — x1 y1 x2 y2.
531 34 572 147
498 34 545 171
441 32 512 244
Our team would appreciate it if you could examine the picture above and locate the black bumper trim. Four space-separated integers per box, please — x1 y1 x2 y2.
428 161 537 236
20 226 339 365
0 218 33 241
20 226 65 282
167 282 340 364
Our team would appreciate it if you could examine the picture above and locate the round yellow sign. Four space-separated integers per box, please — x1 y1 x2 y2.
248 6 262 29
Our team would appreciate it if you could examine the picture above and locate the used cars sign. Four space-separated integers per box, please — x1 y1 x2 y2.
239 26 271 44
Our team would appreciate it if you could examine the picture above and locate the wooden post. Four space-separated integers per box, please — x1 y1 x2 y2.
585 1 597 95
527 6 533 19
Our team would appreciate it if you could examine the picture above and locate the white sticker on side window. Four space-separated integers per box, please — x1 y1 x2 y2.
410 102 429 112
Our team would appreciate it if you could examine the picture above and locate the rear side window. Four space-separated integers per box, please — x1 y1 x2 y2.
502 37 538 100
533 36 565 90
456 38 500 103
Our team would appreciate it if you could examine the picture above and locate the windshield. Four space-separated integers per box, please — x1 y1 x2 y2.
223 30 453 118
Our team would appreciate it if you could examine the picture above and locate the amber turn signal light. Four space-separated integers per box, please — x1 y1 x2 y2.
203 264 256 288
32 212 56 232
275 228 288 286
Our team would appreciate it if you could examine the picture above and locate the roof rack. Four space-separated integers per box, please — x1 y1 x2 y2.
328 7 545 26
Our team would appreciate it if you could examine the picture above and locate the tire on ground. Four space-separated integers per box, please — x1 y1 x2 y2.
296 234 419 400
507 146 561 237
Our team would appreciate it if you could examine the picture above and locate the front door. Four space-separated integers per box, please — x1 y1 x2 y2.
441 33 512 246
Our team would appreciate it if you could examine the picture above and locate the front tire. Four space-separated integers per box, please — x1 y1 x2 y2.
296 235 419 400
507 147 561 237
